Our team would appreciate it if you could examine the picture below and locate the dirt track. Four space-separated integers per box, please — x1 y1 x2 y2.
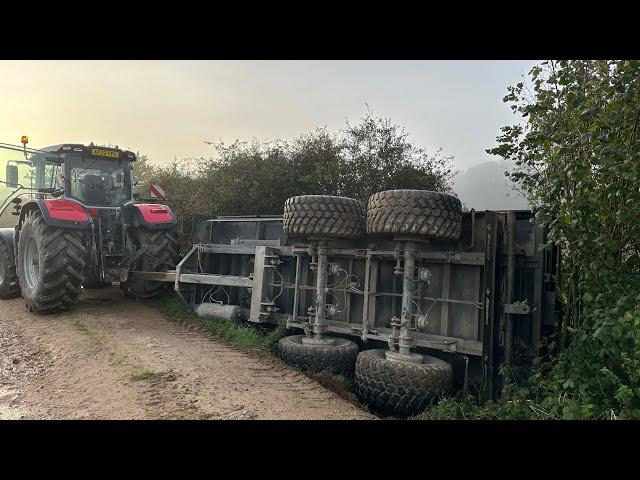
0 286 373 420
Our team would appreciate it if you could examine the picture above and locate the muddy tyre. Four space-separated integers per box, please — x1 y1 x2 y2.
354 349 453 417
366 189 462 241
283 195 365 239
120 228 179 299
0 238 20 299
17 210 86 313
278 335 359 376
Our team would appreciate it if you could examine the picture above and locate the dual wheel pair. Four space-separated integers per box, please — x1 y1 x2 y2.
277 190 462 417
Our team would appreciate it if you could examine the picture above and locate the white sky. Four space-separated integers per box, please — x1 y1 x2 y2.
0 60 536 170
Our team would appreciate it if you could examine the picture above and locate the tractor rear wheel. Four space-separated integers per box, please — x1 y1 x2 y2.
0 239 20 299
120 228 179 299
17 209 86 313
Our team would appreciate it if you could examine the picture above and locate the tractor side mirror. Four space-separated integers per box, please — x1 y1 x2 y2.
5 164 19 187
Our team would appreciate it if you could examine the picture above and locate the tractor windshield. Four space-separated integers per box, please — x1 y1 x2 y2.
66 155 132 207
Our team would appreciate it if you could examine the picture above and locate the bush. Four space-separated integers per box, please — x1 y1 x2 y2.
419 60 640 420
133 109 456 251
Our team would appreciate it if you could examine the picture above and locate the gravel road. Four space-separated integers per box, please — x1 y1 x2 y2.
0 286 373 420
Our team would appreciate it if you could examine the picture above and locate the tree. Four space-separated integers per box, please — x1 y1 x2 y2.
487 60 640 418
134 109 456 240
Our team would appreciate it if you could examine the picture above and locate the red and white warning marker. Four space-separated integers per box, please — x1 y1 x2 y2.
150 184 167 200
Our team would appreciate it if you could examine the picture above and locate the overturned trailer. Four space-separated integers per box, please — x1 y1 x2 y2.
130 190 559 416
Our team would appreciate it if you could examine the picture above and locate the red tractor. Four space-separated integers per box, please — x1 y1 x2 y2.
0 138 179 312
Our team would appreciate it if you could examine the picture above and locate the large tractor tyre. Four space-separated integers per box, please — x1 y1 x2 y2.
283 195 366 239
17 210 86 313
0 239 20 299
354 349 453 417
277 335 359 377
366 190 462 241
120 228 179 299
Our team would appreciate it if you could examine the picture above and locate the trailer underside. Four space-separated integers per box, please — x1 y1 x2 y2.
128 210 559 401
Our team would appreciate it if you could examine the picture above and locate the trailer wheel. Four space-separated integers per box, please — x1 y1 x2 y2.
354 349 453 417
277 335 359 376
283 195 366 239
121 228 179 299
17 210 86 313
0 238 20 299
366 190 462 241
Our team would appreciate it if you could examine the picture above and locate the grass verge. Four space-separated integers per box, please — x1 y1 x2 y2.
150 295 287 353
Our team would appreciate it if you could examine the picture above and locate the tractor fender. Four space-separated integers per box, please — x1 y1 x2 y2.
0 228 16 261
18 199 92 231
132 204 177 230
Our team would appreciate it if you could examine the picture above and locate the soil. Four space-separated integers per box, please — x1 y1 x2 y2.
0 286 374 420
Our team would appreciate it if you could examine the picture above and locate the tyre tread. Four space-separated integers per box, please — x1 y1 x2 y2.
18 210 86 312
0 239 20 299
277 335 359 376
354 349 453 417
283 195 366 239
366 189 462 241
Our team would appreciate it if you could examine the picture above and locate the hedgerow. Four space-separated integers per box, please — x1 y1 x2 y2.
419 60 640 420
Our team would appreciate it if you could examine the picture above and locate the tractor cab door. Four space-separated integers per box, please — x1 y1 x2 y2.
0 142 61 228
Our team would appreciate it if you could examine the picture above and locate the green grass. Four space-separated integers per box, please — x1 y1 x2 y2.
73 318 105 344
150 295 287 353
130 368 157 381
73 320 89 334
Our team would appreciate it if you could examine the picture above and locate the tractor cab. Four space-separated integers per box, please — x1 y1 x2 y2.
46 144 135 208
1 140 136 225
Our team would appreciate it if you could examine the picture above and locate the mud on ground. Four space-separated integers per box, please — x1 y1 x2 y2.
0 286 374 420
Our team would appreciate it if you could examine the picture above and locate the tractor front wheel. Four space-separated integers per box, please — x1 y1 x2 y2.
121 228 179 299
0 238 20 299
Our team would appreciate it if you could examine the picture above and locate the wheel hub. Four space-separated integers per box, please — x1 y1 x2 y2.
302 336 336 346
385 350 424 364
23 237 40 289
0 254 5 284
